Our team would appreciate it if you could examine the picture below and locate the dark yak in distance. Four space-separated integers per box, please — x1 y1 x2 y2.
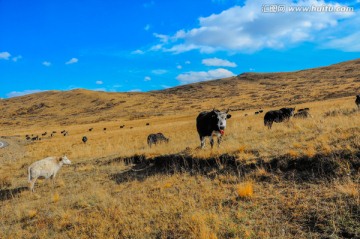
264 107 295 129
294 108 311 119
356 95 360 109
147 133 169 148
196 109 231 149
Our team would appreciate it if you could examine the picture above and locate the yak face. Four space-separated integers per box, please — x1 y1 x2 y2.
212 110 231 134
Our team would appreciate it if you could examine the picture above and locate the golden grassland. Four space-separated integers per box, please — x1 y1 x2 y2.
1 58 360 128
0 95 359 238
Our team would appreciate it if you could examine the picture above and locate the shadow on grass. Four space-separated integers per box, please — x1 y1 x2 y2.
0 186 28 201
109 150 360 184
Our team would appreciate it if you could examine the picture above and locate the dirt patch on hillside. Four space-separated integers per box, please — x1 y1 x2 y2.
0 136 27 163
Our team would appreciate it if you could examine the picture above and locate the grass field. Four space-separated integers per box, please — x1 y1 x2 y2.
0 93 359 238
1 59 360 238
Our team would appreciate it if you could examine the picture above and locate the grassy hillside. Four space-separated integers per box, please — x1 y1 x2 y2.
1 58 360 128
0 59 359 238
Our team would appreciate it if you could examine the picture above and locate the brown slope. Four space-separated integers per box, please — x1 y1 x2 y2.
1 58 360 128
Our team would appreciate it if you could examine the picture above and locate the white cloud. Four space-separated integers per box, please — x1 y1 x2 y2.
65 58 78 64
152 0 354 53
7 89 46 98
176 68 235 84
151 69 167 75
324 13 360 52
325 32 360 51
144 76 151 81
177 65 183 69
0 52 11 60
42 61 51 67
128 89 142 92
185 60 191 64
96 80 103 85
202 57 237 67
12 55 22 62
132 49 145 55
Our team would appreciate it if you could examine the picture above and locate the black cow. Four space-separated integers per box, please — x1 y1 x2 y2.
196 109 231 149
147 133 169 148
82 136 88 144
146 123 150 126
89 128 93 132
264 107 295 129
120 125 125 128
356 95 360 109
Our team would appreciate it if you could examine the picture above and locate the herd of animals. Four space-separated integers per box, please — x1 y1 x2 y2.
25 95 360 192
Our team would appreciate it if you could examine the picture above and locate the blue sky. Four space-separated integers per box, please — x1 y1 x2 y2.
1 0 360 98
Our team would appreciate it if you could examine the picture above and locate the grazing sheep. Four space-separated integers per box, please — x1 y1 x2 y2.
28 155 71 192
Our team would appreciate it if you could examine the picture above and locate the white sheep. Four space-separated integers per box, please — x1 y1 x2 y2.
28 155 71 192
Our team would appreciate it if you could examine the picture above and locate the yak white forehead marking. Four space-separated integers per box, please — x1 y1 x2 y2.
216 112 228 129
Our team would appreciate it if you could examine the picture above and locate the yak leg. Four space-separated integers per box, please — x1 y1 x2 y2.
29 177 37 192
217 136 222 147
210 137 214 149
200 136 206 149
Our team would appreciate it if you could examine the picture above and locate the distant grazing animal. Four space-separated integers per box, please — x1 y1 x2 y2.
50 133 54 137
89 128 93 132
61 130 66 134
356 95 360 109
28 155 71 192
147 133 169 147
244 114 248 117
259 110 264 113
103 128 107 131
31 136 39 141
196 109 232 149
146 123 150 126
63 131 68 136
42 132 47 136
52 131 57 134
120 125 125 128
264 107 295 129
294 110 311 119
82 136 88 144
130 127 133 129
297 108 310 112
255 111 259 115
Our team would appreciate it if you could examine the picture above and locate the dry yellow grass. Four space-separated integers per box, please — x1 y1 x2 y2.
0 60 360 238
236 181 254 199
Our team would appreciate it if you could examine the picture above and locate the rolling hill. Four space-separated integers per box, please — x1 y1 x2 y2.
1 58 360 128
